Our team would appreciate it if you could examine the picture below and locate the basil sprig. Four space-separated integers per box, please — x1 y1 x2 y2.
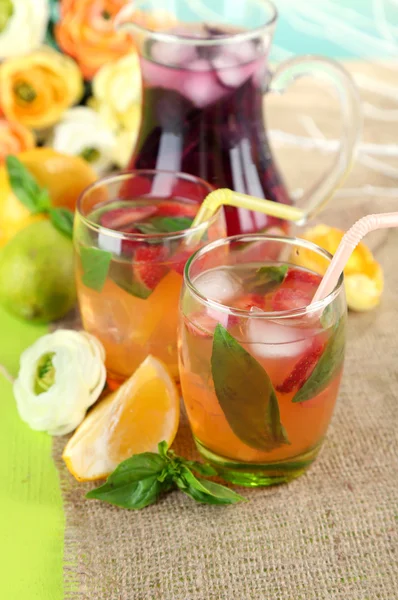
86 442 246 509
6 155 74 239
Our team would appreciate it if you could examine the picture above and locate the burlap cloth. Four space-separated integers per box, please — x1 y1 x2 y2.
53 61 398 599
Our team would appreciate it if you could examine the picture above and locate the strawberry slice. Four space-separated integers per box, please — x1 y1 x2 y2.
133 245 169 291
271 288 310 312
101 206 157 231
119 174 152 198
184 312 219 338
232 293 266 311
156 201 198 218
121 234 141 256
277 338 325 394
284 268 321 287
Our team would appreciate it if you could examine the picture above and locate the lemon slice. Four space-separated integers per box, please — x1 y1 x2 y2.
63 355 180 481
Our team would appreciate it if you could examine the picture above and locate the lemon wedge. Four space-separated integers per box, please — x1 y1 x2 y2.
63 355 180 481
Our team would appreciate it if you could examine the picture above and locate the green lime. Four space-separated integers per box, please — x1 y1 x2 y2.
0 220 76 322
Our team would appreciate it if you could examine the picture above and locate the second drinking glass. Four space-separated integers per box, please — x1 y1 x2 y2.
179 235 346 486
74 170 226 386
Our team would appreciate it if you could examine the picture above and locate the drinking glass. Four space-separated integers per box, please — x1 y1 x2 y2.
179 234 346 486
74 170 226 386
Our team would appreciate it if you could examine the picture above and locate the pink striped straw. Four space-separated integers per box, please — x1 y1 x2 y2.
312 212 398 304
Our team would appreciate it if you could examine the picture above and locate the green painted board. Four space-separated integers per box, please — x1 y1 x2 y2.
0 305 64 599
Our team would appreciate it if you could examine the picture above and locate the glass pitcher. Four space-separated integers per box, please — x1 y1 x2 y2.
117 0 361 235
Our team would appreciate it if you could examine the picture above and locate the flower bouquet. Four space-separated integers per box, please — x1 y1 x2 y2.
0 0 141 173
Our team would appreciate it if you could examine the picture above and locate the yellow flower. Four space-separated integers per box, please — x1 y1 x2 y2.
92 52 141 131
0 46 83 129
295 224 384 312
90 52 142 167
111 111 141 169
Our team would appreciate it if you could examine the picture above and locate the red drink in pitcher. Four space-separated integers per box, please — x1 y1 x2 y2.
119 0 360 235
129 23 291 235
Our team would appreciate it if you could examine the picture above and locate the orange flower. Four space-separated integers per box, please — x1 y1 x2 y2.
55 0 134 80
0 47 83 129
0 119 35 164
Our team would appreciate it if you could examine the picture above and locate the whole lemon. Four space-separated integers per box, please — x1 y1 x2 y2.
0 148 97 247
0 220 76 322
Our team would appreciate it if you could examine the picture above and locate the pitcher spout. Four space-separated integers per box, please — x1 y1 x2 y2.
114 2 178 37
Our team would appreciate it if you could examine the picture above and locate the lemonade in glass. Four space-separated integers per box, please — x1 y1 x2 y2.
75 171 226 386
179 235 346 486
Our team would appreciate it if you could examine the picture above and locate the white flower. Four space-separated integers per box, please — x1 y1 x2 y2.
14 330 106 436
0 0 49 60
92 53 142 132
47 107 116 175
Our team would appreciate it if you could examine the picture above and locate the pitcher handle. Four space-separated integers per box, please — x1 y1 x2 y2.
269 56 362 225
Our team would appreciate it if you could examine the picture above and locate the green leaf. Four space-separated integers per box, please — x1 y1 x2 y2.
293 318 345 403
211 324 289 451
320 304 334 330
49 207 74 239
257 265 288 282
108 259 151 300
134 223 160 235
6 155 51 214
80 246 112 292
177 468 246 505
86 452 168 510
89 475 164 510
135 217 193 235
246 265 288 294
150 216 194 233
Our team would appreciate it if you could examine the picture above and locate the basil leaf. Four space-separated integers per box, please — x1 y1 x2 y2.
320 304 334 330
6 155 51 213
177 468 245 505
293 318 345 403
86 452 168 510
246 265 288 294
108 259 151 300
80 246 112 292
150 216 194 233
134 223 159 235
257 265 288 282
49 207 74 239
211 324 289 451
88 474 164 510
